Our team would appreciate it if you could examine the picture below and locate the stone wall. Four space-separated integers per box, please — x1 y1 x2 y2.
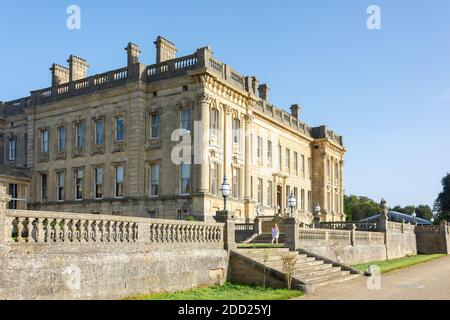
297 228 387 265
385 222 417 259
415 223 450 254
0 243 227 300
294 221 418 265
0 190 229 300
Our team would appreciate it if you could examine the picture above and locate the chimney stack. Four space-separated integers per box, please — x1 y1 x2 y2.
50 64 69 87
67 55 89 82
290 104 301 120
245 76 260 95
154 36 177 63
125 42 141 67
258 84 269 101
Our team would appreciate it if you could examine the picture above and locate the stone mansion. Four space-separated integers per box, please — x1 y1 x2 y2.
0 36 345 223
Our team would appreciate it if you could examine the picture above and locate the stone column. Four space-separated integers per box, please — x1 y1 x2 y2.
244 114 252 216
284 217 299 251
214 210 236 251
378 199 389 231
340 160 345 217
0 184 12 245
222 105 232 183
197 94 211 194
351 224 356 246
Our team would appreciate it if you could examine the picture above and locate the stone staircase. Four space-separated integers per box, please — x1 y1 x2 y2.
236 247 360 290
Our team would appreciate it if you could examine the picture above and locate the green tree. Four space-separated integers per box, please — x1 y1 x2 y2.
415 205 433 220
435 173 450 222
402 206 416 215
344 195 380 221
392 205 405 213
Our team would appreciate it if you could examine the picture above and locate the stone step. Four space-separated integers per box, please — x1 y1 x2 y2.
296 266 343 279
265 256 316 266
311 273 360 288
293 263 334 274
303 270 351 284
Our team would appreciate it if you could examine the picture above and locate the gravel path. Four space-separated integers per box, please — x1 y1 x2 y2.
296 255 450 300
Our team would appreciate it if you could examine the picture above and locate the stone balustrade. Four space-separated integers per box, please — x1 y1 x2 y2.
235 223 254 232
319 221 379 231
298 227 385 246
2 209 224 245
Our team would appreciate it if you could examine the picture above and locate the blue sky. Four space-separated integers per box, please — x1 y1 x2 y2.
1 1 449 208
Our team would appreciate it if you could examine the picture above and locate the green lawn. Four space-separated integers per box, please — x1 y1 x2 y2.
353 254 446 274
237 243 287 249
125 282 303 300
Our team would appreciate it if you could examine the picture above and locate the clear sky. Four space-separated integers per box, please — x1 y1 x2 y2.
1 1 449 208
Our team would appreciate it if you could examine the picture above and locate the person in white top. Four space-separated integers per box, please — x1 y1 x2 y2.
271 223 280 244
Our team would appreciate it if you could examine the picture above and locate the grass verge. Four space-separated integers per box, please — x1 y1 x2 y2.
353 254 446 274
125 282 303 300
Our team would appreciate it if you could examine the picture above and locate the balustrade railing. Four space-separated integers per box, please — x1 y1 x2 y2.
32 67 129 105
235 223 254 232
299 227 385 245
319 221 379 231
4 210 224 245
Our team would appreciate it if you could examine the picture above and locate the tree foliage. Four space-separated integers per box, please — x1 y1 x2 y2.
391 204 433 220
345 195 433 222
344 195 380 221
435 173 450 222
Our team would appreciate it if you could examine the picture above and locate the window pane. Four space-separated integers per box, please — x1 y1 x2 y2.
181 109 191 131
96 119 104 145
116 166 124 182
116 116 125 141
151 114 160 138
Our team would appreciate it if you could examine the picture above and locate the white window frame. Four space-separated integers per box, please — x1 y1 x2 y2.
180 163 191 195
150 113 160 139
94 168 104 200
74 169 84 201
115 116 125 142
180 108 192 132
8 138 16 160
57 127 66 151
75 123 84 149
41 129 49 153
40 173 48 202
95 118 104 146
56 172 65 202
115 166 124 198
149 164 160 197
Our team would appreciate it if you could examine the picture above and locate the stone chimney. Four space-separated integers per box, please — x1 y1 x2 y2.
154 36 177 63
245 76 260 95
125 42 141 67
258 84 269 101
67 55 89 82
290 104 301 120
50 64 70 86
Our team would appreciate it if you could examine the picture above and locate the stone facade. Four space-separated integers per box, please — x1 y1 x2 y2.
0 36 346 223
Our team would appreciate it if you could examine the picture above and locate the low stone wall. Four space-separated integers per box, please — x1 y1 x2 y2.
385 221 417 259
297 228 387 265
0 243 227 300
0 202 228 300
415 223 450 254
